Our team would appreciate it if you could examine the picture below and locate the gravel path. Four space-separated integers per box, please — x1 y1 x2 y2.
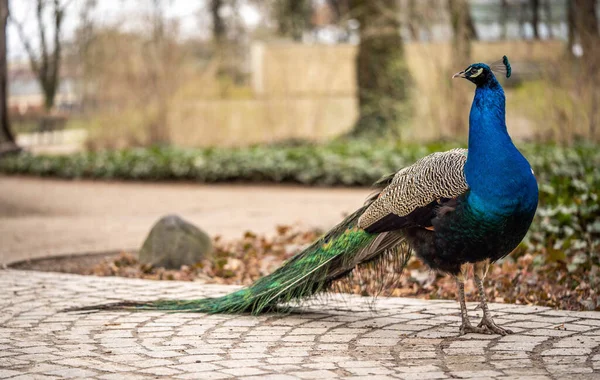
0 176 366 265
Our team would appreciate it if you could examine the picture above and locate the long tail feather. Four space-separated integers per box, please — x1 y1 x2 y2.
68 175 410 314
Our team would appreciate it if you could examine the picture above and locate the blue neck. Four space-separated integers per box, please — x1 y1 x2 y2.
464 77 537 214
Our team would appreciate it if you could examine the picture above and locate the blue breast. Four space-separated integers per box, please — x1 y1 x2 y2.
463 77 538 220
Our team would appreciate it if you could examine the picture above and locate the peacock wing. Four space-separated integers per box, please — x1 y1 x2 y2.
358 149 469 233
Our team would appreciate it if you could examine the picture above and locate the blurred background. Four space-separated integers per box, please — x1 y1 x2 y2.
0 0 598 151
0 0 598 310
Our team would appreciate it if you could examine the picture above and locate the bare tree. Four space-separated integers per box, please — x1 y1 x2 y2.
518 0 528 38
275 0 310 41
543 0 553 39
147 0 170 145
568 0 600 63
12 0 69 111
207 0 247 88
406 0 421 40
209 0 226 79
323 0 351 42
466 1 478 40
500 0 509 39
567 0 575 49
326 0 349 22
449 0 473 60
572 0 599 55
448 0 474 135
531 0 540 39
211 0 225 43
571 0 600 136
404 0 447 43
348 0 411 138
73 0 96 110
0 0 18 155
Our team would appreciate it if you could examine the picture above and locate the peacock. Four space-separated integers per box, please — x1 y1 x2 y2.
70 56 538 336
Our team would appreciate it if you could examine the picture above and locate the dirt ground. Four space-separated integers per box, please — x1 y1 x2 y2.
9 251 122 273
0 176 367 266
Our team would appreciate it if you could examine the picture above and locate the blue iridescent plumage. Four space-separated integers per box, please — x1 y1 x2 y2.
465 63 537 219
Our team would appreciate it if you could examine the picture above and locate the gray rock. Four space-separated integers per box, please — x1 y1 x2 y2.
139 214 213 269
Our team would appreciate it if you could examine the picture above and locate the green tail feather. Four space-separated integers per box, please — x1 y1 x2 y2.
67 174 408 314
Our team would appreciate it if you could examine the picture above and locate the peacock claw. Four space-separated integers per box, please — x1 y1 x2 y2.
459 322 491 336
477 316 513 336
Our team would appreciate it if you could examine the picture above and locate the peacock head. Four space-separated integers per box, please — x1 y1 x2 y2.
452 56 511 87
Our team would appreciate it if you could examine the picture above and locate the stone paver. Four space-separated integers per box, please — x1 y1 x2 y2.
1 269 599 379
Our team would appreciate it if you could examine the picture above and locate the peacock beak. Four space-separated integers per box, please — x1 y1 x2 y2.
452 71 466 79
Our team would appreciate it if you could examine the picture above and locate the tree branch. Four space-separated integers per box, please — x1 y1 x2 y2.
10 0 68 111
36 0 49 84
50 0 63 96
9 14 40 76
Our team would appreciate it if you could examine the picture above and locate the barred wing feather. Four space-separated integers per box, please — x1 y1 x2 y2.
358 149 469 230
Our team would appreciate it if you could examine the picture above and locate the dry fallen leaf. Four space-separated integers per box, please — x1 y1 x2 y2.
86 226 599 312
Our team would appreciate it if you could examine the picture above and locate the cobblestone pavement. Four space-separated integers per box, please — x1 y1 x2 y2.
1 270 599 380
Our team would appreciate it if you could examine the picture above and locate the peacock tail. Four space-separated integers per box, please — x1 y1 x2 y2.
69 174 411 314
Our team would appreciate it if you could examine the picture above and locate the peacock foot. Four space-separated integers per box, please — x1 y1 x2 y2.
459 321 491 336
477 315 513 336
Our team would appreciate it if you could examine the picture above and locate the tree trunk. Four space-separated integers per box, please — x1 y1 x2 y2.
210 0 228 80
75 0 96 111
567 0 575 52
0 0 18 154
276 0 308 41
327 0 349 22
572 0 599 138
407 0 419 40
147 0 170 145
466 3 478 40
519 1 528 38
348 0 411 138
573 0 599 55
543 0 553 38
530 0 540 39
450 0 472 60
210 0 225 43
500 0 508 39
448 0 473 135
42 79 57 111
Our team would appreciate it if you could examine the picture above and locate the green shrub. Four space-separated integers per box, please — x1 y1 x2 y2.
523 144 600 271
0 140 441 185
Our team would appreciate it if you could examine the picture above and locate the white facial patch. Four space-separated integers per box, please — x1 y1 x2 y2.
470 68 484 78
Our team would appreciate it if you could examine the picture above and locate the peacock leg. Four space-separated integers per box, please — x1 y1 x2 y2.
456 265 489 335
474 261 513 336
